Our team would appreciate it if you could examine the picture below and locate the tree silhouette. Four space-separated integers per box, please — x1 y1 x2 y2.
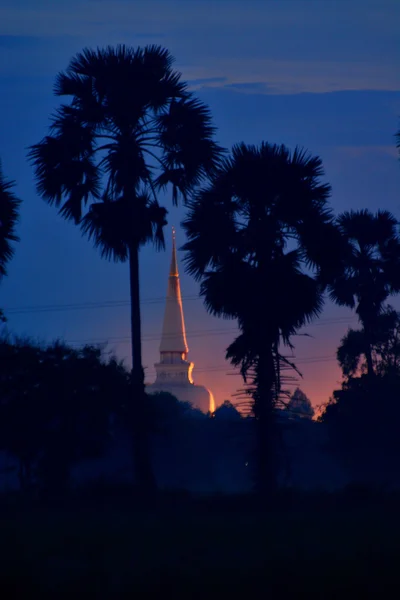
329 210 400 377
146 391 195 434
182 142 342 493
287 388 314 419
213 400 242 420
0 336 129 492
338 307 400 379
320 369 400 486
0 162 21 322
28 45 223 492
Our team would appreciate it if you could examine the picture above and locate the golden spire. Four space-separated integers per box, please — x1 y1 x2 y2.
159 227 189 354
169 226 178 277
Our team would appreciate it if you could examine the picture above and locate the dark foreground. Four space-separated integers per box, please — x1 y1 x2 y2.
1 487 399 599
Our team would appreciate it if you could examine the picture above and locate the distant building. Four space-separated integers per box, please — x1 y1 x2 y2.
146 230 215 414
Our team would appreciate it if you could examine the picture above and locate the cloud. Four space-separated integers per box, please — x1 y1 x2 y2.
180 59 400 95
1 0 399 94
223 82 275 94
188 77 228 87
334 145 399 159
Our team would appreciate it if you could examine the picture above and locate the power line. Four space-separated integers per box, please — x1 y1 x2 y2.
63 317 355 346
66 327 240 345
9 319 355 347
143 355 338 378
3 295 200 315
4 307 354 326
3 295 358 329
3 295 358 355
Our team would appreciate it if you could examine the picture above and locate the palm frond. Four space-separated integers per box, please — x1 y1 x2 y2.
102 138 152 198
328 271 356 307
146 199 168 250
0 163 21 279
32 44 222 267
200 259 249 319
331 209 400 319
155 96 225 203
226 332 258 381
28 136 100 223
80 198 130 261
182 140 335 419
182 188 238 279
337 209 377 248
81 190 167 260
290 145 326 179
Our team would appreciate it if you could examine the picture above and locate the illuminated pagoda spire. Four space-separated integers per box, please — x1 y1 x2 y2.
159 226 189 358
147 227 215 414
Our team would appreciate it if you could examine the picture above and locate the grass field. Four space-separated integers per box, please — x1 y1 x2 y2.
1 489 399 598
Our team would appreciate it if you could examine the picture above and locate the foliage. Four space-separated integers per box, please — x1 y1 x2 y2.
28 45 223 491
0 162 21 322
321 375 400 445
182 142 342 491
0 162 20 280
183 142 342 385
337 307 400 379
286 388 314 419
0 335 129 492
145 391 203 432
213 400 242 420
319 370 400 488
329 209 400 375
29 44 223 256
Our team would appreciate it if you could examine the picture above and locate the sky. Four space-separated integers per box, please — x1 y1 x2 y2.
0 0 399 410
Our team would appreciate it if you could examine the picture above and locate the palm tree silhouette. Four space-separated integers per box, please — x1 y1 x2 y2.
337 308 400 380
329 209 400 377
28 45 223 491
0 163 20 322
182 142 342 493
0 163 20 279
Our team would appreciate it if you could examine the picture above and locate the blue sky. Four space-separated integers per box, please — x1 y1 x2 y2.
0 0 399 407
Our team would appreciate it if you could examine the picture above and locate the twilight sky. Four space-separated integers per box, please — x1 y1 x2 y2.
0 0 399 409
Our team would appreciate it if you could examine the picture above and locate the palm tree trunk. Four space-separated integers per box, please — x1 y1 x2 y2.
363 320 375 378
254 351 277 497
128 242 156 493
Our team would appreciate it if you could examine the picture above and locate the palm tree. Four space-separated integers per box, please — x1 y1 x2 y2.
337 308 400 379
0 163 20 278
28 45 223 492
329 209 400 377
182 142 343 493
0 162 21 322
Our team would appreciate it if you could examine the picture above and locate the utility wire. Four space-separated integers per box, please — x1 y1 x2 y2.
3 295 199 314
64 319 355 345
3 295 358 327
143 355 338 378
3 296 356 363
66 328 240 345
